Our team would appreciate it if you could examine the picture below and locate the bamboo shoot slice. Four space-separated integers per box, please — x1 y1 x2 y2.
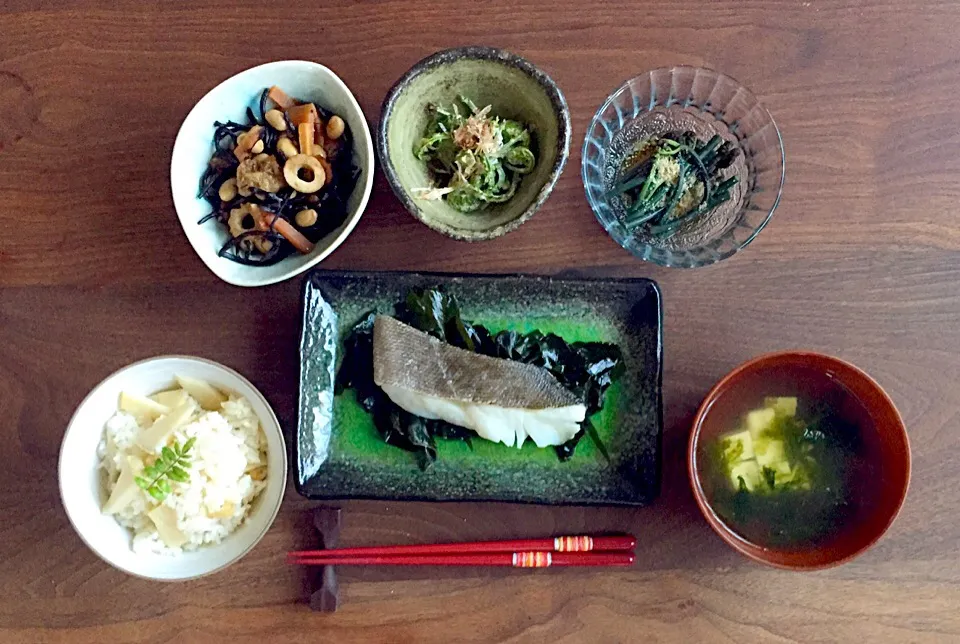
148 505 188 548
207 501 236 519
151 389 189 408
102 455 144 515
119 392 170 419
175 375 225 411
136 401 195 452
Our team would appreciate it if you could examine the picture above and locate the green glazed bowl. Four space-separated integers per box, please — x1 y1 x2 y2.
378 47 571 241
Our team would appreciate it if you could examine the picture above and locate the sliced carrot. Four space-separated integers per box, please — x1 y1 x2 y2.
298 122 314 156
251 206 314 254
316 156 333 185
286 103 319 127
269 213 315 254
268 86 296 110
313 118 327 149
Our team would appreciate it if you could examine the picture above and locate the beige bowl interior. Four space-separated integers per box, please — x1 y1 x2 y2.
385 58 563 238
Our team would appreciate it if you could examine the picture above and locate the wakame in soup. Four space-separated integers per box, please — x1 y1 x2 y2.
699 373 876 549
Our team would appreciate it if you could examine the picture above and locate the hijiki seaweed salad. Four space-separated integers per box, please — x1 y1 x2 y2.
336 287 623 469
198 86 360 265
413 97 536 213
608 131 740 237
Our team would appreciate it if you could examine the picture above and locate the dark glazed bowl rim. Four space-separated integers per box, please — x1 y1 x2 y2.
687 350 911 570
377 46 572 241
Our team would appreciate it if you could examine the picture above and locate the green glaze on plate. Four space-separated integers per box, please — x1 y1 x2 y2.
297 270 662 505
378 47 571 241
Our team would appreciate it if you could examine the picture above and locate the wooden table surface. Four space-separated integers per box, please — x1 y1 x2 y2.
2 1 959 642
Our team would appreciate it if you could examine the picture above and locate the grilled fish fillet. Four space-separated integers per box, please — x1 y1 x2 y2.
372 315 586 448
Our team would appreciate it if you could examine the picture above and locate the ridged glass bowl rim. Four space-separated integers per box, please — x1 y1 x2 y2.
581 66 785 268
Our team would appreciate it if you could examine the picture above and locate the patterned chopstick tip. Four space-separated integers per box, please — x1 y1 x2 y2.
554 535 594 552
513 551 552 568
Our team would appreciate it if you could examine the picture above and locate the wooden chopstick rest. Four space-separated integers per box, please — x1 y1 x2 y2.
309 507 341 613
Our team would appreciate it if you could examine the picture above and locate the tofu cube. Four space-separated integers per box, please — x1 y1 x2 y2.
755 439 786 469
729 459 762 492
764 397 798 417
720 430 755 462
746 407 776 438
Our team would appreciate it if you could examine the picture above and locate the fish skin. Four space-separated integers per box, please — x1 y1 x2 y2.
372 315 580 408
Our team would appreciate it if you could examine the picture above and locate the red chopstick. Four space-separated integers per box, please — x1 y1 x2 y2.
288 551 634 568
287 534 635 560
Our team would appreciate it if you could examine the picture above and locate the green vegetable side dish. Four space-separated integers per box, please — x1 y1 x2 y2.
134 437 195 502
413 97 537 213
707 397 860 548
609 131 740 236
335 287 624 469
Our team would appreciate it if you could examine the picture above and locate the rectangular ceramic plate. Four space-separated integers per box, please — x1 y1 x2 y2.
297 270 663 505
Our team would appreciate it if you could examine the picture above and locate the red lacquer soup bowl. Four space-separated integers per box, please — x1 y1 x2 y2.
688 351 910 570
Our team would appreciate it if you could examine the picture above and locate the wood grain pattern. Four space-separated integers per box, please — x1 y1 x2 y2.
2 0 959 641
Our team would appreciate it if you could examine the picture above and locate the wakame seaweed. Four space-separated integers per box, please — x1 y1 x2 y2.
335 287 624 469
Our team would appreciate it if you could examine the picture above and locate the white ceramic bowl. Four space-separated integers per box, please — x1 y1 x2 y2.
59 356 287 581
171 60 374 287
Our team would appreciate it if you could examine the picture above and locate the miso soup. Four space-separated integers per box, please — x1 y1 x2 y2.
697 366 879 550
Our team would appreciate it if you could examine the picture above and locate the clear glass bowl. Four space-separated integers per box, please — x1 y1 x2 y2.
582 67 784 268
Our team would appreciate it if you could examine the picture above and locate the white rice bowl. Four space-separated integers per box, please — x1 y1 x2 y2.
99 394 267 555
59 356 286 581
